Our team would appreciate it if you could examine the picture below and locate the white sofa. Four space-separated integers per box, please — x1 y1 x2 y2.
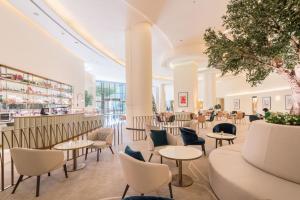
209 121 300 200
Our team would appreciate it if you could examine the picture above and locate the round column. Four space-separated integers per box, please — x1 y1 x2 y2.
203 70 216 109
126 22 152 127
159 83 166 112
173 62 198 112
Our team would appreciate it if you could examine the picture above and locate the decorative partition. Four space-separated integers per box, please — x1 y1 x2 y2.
129 115 193 141
0 113 101 191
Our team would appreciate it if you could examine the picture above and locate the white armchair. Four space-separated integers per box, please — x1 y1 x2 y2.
119 152 173 199
85 127 114 162
145 125 178 163
10 148 67 197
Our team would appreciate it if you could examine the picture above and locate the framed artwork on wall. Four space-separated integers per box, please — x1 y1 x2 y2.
233 99 240 110
262 96 271 110
285 95 293 110
178 92 188 107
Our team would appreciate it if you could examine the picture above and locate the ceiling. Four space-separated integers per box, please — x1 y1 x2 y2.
9 0 228 82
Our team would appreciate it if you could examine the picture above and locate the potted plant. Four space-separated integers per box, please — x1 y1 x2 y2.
204 0 300 116
214 104 222 111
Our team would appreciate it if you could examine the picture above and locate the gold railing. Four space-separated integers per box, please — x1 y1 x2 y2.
129 115 192 141
0 113 101 191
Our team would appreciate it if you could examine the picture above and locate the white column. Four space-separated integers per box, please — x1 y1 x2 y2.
203 70 216 109
173 62 198 112
126 22 152 127
159 84 166 112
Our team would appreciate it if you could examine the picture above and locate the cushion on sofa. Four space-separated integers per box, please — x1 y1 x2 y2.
150 130 168 147
125 146 145 162
179 128 198 144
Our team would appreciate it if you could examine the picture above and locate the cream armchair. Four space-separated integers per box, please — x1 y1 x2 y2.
145 125 178 163
10 148 67 197
85 127 114 162
119 152 173 199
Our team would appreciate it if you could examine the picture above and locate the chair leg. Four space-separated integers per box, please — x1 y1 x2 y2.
63 164 68 178
148 153 153 162
85 148 88 160
48 172 50 176
109 146 114 154
231 140 234 144
36 176 41 197
97 149 100 162
201 144 206 156
160 156 163 164
168 182 173 198
122 184 129 199
215 139 218 148
12 175 23 194
141 193 144 196
176 160 178 167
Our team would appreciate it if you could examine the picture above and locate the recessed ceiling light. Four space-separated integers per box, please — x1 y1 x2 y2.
33 12 39 16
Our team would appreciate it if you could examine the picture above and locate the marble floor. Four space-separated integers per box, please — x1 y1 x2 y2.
0 121 249 200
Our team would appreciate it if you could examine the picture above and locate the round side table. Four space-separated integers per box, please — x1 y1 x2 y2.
159 146 202 187
206 132 237 148
54 140 94 172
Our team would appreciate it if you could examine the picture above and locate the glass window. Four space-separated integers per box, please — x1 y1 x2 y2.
96 80 126 115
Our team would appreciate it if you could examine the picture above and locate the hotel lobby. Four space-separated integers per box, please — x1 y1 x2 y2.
0 0 299 200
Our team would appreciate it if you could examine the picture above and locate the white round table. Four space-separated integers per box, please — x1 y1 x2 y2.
159 146 202 187
54 140 94 172
206 132 237 148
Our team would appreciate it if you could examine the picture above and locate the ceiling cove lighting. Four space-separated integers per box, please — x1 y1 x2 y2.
226 87 290 97
44 0 125 66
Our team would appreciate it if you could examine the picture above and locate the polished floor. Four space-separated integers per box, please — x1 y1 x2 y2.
0 120 249 200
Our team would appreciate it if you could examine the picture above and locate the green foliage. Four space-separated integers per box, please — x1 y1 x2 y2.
85 90 93 107
170 100 174 112
96 86 116 98
204 0 300 86
152 95 158 114
266 112 300 125
214 104 222 110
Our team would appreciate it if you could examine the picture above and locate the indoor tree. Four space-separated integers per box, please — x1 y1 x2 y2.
204 0 300 115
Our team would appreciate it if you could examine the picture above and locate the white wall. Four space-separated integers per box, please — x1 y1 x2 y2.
224 90 291 114
0 2 85 108
217 73 291 114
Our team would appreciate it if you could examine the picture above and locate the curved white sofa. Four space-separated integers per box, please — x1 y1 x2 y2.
209 121 300 200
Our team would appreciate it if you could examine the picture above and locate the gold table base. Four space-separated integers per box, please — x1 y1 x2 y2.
172 174 193 187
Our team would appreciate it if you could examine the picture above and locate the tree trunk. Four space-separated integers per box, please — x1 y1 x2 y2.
290 64 300 115
276 64 300 115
